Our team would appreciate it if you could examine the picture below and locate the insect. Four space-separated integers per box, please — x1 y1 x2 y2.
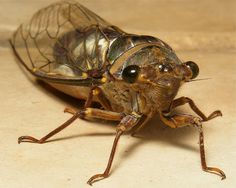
10 0 226 185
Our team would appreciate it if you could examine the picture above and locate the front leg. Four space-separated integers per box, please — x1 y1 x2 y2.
87 113 141 185
167 97 222 121
160 112 226 180
198 124 226 180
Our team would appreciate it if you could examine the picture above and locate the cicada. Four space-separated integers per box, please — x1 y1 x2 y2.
10 0 226 185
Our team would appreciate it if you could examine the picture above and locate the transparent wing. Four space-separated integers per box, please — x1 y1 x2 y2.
10 0 116 85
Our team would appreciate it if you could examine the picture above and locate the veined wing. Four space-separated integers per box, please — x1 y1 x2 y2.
10 0 119 85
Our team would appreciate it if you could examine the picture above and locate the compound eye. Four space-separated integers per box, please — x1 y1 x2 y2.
122 65 140 83
184 61 199 79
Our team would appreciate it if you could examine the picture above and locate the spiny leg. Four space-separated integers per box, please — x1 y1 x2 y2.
169 97 222 121
87 113 141 185
160 112 226 179
18 108 124 144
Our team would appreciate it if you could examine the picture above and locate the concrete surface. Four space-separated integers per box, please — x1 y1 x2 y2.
0 1 236 188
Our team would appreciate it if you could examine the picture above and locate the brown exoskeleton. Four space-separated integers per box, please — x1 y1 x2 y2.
10 0 226 185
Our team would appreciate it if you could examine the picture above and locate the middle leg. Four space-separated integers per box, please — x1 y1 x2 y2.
64 86 112 115
87 113 141 185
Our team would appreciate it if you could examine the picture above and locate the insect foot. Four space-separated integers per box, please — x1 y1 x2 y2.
87 173 109 186
205 110 223 121
18 111 86 144
203 167 226 180
18 136 43 144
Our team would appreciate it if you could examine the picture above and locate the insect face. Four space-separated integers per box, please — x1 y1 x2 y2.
109 45 200 113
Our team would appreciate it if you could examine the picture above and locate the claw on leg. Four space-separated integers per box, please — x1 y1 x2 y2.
203 167 226 180
206 110 222 121
87 173 108 185
18 136 42 144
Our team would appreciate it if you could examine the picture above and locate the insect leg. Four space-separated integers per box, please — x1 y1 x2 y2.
160 112 201 128
160 113 226 179
130 116 150 136
93 87 113 111
84 86 96 108
85 86 112 110
64 86 112 115
168 97 222 121
18 108 124 144
63 87 94 115
198 124 226 179
87 113 141 185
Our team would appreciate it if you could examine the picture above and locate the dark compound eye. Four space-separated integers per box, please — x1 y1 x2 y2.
122 65 141 83
184 61 199 79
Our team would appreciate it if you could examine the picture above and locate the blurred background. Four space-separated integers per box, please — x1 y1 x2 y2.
0 1 235 188
1 0 236 51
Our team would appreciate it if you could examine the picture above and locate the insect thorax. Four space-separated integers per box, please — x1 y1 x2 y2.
101 34 183 115
53 26 169 78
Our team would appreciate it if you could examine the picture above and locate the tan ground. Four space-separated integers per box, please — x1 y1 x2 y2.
0 1 236 188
